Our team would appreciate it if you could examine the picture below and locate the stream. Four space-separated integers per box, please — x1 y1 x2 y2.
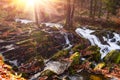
76 27 120 59
0 19 119 80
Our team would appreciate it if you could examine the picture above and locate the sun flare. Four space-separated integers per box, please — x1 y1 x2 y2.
11 0 64 21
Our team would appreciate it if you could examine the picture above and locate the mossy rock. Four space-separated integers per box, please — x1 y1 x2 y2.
72 44 86 52
40 70 56 77
94 62 105 70
51 50 69 60
87 46 100 51
86 46 101 62
68 67 76 74
31 31 49 44
70 52 80 65
104 50 120 64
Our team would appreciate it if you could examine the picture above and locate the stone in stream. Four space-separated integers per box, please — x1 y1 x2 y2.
44 60 72 75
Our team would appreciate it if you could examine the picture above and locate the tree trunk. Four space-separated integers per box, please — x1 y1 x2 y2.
90 0 93 18
65 0 75 29
93 0 97 19
98 0 102 18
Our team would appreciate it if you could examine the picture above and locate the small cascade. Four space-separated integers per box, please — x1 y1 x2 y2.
63 33 73 50
76 27 120 59
43 22 73 50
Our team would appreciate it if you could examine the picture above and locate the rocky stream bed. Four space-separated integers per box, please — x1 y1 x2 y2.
0 19 120 80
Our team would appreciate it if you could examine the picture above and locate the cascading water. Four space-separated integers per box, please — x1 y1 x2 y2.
75 27 120 59
12 19 73 79
42 22 73 50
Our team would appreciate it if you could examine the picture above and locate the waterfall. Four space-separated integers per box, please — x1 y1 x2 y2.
75 27 120 59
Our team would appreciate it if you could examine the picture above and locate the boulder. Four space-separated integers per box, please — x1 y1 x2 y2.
44 60 72 75
84 46 101 62
104 50 120 64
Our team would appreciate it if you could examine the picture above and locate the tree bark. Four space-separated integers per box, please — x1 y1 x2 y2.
98 0 102 18
90 0 93 18
65 0 75 29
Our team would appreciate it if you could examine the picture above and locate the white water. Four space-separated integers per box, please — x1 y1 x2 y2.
43 23 72 50
0 44 15 54
15 19 33 24
76 27 120 59
43 23 63 29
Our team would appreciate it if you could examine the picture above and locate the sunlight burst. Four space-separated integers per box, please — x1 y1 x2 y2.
12 0 64 21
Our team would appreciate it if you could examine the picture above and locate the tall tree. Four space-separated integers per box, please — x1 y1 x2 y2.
65 0 75 29
89 0 94 18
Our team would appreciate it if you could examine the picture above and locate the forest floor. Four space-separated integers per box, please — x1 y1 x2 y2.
74 16 120 33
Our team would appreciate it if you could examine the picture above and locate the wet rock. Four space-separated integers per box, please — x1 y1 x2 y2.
40 70 56 77
104 50 120 64
51 50 69 60
117 41 120 46
32 31 65 58
44 60 71 75
69 74 83 80
110 38 116 42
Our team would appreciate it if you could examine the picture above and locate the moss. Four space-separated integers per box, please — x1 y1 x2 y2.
69 67 76 75
104 50 120 64
72 44 86 52
87 46 100 51
40 70 56 77
21 73 29 79
90 62 96 69
51 50 69 60
31 31 49 44
86 46 101 62
70 52 81 65
94 62 105 70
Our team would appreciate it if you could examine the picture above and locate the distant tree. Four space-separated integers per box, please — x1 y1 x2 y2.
89 0 94 18
65 0 76 29
98 0 102 18
103 0 120 19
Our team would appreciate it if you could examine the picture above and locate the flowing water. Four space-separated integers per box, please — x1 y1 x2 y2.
1 19 119 80
76 27 120 59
